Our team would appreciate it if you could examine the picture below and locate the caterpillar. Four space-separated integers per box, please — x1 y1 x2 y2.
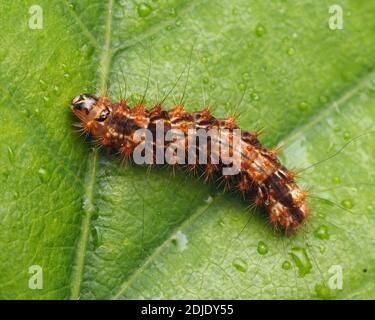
71 93 309 231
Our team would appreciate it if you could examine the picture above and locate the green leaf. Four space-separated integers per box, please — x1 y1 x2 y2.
1 0 375 299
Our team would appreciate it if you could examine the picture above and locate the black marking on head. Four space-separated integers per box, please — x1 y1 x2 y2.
96 107 110 122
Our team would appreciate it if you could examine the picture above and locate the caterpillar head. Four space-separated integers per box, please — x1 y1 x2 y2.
71 94 112 135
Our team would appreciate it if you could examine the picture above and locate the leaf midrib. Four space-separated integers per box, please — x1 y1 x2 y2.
69 0 114 300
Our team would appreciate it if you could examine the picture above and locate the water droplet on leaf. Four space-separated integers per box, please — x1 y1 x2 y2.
290 247 312 277
298 101 308 111
332 176 341 184
314 281 332 299
91 227 103 249
255 24 266 37
282 260 292 270
314 225 330 240
7 146 16 165
250 92 259 101
341 199 353 209
38 168 49 183
232 257 248 272
238 83 246 91
287 47 296 56
257 241 268 255
137 3 153 17
171 231 188 252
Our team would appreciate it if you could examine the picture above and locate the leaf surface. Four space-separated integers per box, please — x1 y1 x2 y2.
0 0 375 299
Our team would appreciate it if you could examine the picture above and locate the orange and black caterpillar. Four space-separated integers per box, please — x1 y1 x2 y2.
71 94 309 231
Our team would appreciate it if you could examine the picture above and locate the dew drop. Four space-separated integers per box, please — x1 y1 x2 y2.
202 78 209 85
250 91 259 101
318 212 326 219
238 82 246 91
255 24 266 37
314 281 332 299
91 227 103 249
247 41 254 48
137 3 153 17
39 79 47 90
169 8 177 17
38 168 49 183
201 56 208 63
232 257 248 272
290 247 312 277
205 195 213 204
282 260 292 270
242 72 250 81
64 73 71 79
163 44 171 52
287 47 296 56
171 231 188 252
332 176 341 184
43 95 50 102
319 245 326 254
257 241 268 255
343 131 351 140
341 199 353 209
7 146 16 165
314 225 330 240
368 205 374 212
298 101 308 111
232 7 238 15
334 127 341 133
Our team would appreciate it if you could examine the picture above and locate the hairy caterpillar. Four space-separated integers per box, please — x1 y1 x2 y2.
71 94 309 231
